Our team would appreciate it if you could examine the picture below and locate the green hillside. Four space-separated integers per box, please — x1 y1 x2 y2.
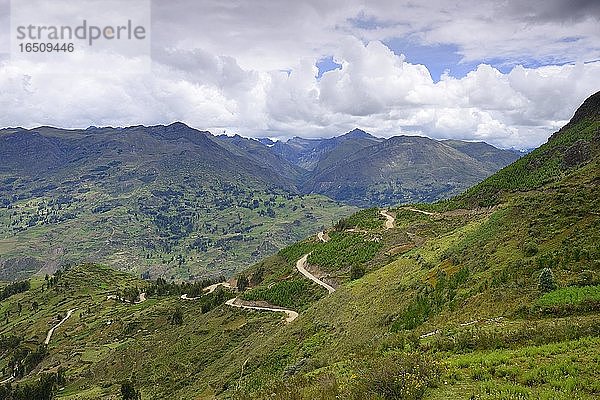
0 123 356 281
0 92 599 399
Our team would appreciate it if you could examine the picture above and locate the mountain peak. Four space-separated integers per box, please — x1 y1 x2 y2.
569 90 600 126
167 121 193 130
342 128 375 140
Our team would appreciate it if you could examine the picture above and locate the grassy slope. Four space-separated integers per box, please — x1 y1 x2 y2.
2 158 596 399
0 191 355 280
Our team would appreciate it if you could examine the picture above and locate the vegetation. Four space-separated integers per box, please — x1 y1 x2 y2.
0 280 30 301
170 307 184 325
334 208 384 231
538 267 557 293
121 380 141 400
307 232 383 273
0 370 65 400
241 279 325 310
146 276 224 298
536 285 600 309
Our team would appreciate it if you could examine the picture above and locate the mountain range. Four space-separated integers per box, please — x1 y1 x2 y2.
0 123 519 280
219 128 522 206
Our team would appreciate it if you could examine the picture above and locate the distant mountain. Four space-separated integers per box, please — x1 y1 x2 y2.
0 123 355 280
0 122 521 280
221 129 522 207
300 135 521 207
214 134 306 184
441 140 524 171
269 128 383 171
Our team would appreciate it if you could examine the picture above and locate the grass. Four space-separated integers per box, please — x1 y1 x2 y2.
433 336 600 400
307 232 383 273
241 279 325 310
537 285 600 307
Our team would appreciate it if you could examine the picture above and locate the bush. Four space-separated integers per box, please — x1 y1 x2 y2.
350 264 365 280
538 268 557 292
352 353 438 400
237 275 249 292
170 307 184 325
0 280 30 301
121 379 141 400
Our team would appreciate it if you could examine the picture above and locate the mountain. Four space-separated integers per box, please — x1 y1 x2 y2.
0 123 356 281
0 122 521 281
1 92 598 399
442 139 525 171
269 128 383 171
455 90 600 208
222 129 521 207
214 134 306 184
302 135 522 207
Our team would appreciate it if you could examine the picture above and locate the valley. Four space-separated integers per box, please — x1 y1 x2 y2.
0 93 598 399
0 124 518 282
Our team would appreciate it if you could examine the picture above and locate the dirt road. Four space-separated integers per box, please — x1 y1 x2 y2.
296 254 335 294
225 298 298 323
380 210 395 229
44 308 76 345
204 282 231 294
402 207 435 216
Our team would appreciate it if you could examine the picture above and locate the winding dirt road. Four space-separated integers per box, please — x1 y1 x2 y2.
192 231 334 322
380 210 396 229
44 308 76 345
204 282 231 294
402 207 435 216
296 254 335 294
317 231 329 243
225 298 298 323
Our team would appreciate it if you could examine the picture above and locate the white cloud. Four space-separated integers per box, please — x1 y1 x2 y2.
1 0 599 149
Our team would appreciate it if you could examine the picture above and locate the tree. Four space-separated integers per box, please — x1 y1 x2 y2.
538 268 557 292
236 275 249 292
170 307 183 325
350 263 365 280
121 379 141 400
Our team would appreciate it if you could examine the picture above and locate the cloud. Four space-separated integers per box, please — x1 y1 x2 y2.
1 0 599 149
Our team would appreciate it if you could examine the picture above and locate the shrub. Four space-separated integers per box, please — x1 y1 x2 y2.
237 276 249 292
538 268 557 292
121 379 141 400
352 352 438 400
170 307 184 325
350 263 365 280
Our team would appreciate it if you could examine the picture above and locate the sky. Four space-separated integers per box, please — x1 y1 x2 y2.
1 0 600 149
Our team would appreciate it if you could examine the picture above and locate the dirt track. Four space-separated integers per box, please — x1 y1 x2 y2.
44 308 76 345
225 298 298 323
